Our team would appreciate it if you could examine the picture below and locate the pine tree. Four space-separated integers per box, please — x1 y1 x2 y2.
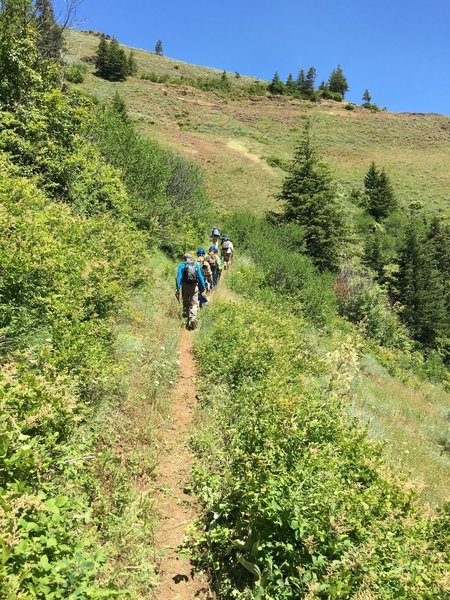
296 68 307 96
305 67 316 97
95 37 129 82
398 217 448 347
362 88 371 105
328 65 349 97
107 38 128 81
364 229 385 282
155 39 163 55
268 71 284 95
35 0 63 61
428 215 450 332
286 73 296 94
278 120 345 270
95 35 109 78
127 50 138 76
364 162 397 220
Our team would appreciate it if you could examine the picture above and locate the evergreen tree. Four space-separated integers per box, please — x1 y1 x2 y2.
364 228 385 282
364 162 397 220
107 37 128 81
296 68 307 96
398 217 448 347
328 65 349 97
127 50 138 76
95 34 109 78
428 215 450 334
35 0 63 61
286 73 296 94
305 67 316 97
268 71 284 95
278 120 345 270
155 39 163 55
220 70 231 90
362 88 371 105
95 36 128 82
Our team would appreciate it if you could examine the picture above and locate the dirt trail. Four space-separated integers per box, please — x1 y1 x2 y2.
154 329 210 600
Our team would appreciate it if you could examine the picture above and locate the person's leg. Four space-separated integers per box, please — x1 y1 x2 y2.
188 284 199 328
181 286 190 321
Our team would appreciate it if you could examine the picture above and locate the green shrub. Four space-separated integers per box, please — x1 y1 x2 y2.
191 300 450 598
334 265 410 349
93 106 212 253
224 212 337 327
65 63 88 84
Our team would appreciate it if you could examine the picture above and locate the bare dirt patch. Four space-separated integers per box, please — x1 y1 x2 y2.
226 139 275 174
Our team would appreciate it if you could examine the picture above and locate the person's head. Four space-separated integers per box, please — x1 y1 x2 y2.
209 245 216 253
197 247 206 256
183 253 192 261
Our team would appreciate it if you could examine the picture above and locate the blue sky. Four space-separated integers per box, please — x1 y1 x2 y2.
60 0 450 114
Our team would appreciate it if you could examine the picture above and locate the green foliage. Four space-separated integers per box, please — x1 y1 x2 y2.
64 62 88 83
92 104 212 254
268 71 285 95
364 162 397 220
277 120 347 270
334 265 410 348
35 0 63 61
95 35 129 82
398 215 450 350
0 0 57 107
362 88 371 104
0 88 132 218
328 64 349 98
127 50 138 76
0 5 209 594
224 211 337 327
191 300 450 598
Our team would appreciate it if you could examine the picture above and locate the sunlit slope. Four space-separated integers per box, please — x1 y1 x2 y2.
66 29 450 215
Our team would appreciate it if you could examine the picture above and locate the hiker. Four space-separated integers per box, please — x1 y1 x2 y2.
207 246 222 289
221 235 234 270
196 247 214 291
175 253 206 330
210 227 220 249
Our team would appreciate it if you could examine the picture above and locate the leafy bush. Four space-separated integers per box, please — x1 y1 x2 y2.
65 62 88 84
224 212 337 327
141 71 170 83
334 265 410 349
93 106 212 254
191 300 450 598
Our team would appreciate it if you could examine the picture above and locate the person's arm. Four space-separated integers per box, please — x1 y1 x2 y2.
206 263 214 286
196 263 206 292
176 263 183 291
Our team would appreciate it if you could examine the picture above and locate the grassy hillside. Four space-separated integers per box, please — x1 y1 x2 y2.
66 28 450 215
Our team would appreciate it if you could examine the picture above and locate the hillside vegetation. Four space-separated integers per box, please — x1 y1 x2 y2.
1 7 450 598
65 29 450 215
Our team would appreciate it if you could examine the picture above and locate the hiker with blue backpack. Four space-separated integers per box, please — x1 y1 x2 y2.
175 253 206 330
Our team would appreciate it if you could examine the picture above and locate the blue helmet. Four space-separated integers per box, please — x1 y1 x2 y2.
209 245 217 252
197 247 206 255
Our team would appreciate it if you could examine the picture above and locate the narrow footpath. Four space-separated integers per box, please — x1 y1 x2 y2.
154 329 210 600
